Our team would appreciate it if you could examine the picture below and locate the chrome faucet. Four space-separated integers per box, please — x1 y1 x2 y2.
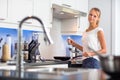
17 16 53 77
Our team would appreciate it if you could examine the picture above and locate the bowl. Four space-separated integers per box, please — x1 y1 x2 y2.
99 56 120 78
88 47 120 78
54 56 70 61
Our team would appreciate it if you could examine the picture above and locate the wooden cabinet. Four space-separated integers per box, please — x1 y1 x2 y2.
0 0 8 22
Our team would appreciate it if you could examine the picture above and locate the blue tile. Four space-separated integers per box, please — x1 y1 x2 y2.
0 27 40 57
61 35 82 56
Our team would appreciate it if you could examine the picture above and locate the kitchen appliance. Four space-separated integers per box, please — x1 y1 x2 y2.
52 4 87 19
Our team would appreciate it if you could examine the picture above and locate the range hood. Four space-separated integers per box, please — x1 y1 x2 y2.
52 4 87 19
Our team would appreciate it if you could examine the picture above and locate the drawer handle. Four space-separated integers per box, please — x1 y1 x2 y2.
0 18 5 20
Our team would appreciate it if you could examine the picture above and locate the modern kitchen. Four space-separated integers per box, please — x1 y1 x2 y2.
0 0 120 80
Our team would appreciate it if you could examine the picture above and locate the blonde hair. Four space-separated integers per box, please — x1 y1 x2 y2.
90 8 101 26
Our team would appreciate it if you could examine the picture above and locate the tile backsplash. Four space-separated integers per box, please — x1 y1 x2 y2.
61 35 82 56
0 27 39 58
0 26 83 59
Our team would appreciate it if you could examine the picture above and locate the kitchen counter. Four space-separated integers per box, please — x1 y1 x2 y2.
0 61 116 80
0 60 69 70
0 68 114 80
7 60 69 66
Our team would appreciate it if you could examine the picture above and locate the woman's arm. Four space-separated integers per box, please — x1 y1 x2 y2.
67 39 83 51
97 30 107 54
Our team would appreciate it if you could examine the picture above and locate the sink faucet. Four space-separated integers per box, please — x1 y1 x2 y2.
17 16 53 77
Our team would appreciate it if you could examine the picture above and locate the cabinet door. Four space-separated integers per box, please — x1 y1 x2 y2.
76 0 88 12
0 0 8 22
77 0 88 33
8 0 33 24
51 0 62 5
33 0 52 28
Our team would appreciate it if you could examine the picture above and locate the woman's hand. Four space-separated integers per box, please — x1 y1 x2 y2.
83 52 93 57
67 38 83 51
67 38 75 46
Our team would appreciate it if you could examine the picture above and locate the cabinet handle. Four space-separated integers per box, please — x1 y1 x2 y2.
18 21 32 24
62 4 71 8
0 18 5 20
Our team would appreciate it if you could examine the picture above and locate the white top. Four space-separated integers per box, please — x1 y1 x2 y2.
82 27 104 60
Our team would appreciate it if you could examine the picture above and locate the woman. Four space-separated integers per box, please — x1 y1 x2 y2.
67 8 107 69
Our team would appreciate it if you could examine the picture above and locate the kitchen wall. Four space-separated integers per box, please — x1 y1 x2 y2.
112 0 120 55
115 0 120 55
0 21 70 59
39 18 66 59
0 28 39 58
39 17 83 59
88 0 112 55
0 25 67 59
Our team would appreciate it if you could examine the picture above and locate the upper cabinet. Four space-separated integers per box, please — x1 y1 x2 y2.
0 0 8 22
8 0 33 24
33 0 52 28
76 0 88 12
0 0 51 30
0 0 88 32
